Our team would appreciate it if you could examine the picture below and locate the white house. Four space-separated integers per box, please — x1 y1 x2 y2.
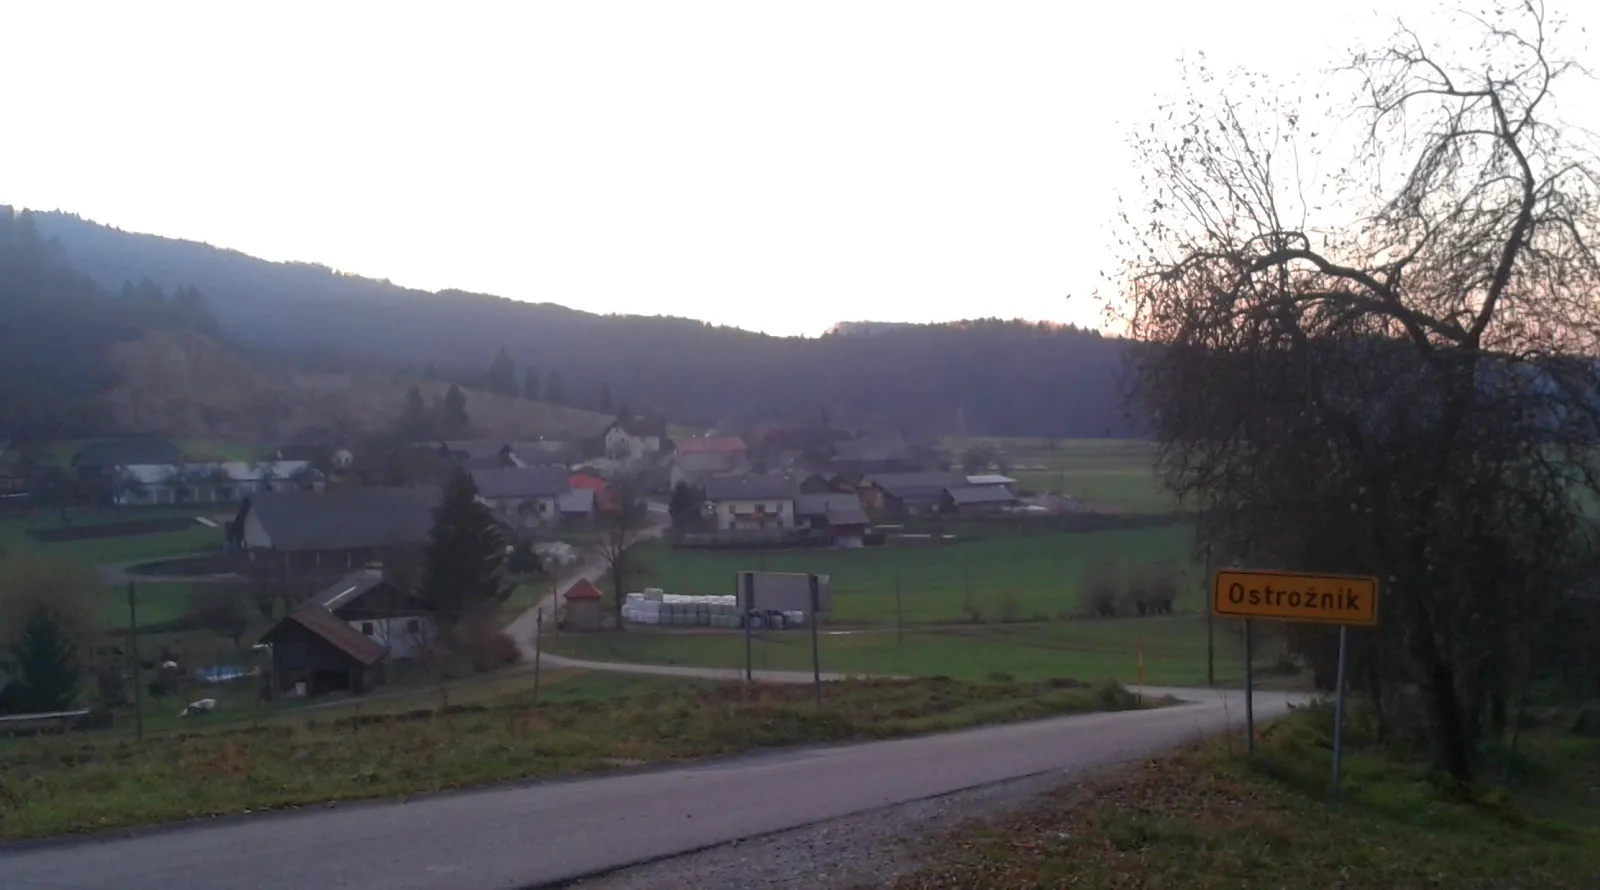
603 418 664 463
313 568 436 661
113 461 323 506
703 474 801 531
470 466 572 528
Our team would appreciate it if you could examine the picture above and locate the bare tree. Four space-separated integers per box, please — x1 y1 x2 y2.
595 478 650 631
1117 2 1600 780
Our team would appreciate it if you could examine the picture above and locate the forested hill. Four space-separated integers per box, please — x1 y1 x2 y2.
23 210 1137 438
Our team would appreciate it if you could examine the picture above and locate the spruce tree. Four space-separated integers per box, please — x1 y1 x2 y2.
420 470 511 629
545 371 567 406
598 382 614 414
523 367 540 401
10 605 80 712
443 384 470 435
487 346 517 395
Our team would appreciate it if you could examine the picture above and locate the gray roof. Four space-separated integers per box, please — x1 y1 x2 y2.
704 474 800 501
870 472 970 500
795 493 865 517
946 485 1018 505
74 437 185 468
247 487 440 551
313 568 387 611
471 466 571 500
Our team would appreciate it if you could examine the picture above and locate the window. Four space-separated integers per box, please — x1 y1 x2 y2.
361 622 374 636
728 504 736 515
755 503 767 514
406 618 421 633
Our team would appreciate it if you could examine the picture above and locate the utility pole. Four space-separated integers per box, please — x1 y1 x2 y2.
894 573 904 647
127 581 143 741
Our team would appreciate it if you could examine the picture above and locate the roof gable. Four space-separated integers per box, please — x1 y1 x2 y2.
272 605 388 665
565 579 604 601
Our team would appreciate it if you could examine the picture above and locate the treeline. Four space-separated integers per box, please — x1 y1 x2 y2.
26 210 1138 438
0 207 227 439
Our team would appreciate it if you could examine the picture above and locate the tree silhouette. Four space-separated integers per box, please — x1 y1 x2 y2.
523 367 540 401
487 346 517 396
420 470 511 631
9 604 81 712
443 385 470 436
598 382 614 414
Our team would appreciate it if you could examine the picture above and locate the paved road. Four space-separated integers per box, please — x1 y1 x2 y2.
6 685 1300 890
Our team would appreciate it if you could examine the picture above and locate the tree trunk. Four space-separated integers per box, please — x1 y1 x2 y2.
1367 660 1387 745
1426 661 1474 781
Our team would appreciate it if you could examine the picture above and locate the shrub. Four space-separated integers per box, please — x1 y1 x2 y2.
1095 681 1140 710
1077 562 1121 618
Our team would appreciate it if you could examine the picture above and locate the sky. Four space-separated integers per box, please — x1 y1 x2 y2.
4 1 1595 336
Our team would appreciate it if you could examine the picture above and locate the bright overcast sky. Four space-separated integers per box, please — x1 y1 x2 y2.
4 1 1595 336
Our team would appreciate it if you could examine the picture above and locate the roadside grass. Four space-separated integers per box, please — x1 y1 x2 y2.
629 524 1199 625
544 614 1274 687
0 674 1154 841
891 705 1600 890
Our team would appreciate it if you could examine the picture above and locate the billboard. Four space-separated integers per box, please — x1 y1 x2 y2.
738 571 832 613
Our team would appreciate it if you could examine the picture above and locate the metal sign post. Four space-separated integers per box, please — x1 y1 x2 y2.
1244 618 1254 755
741 572 753 683
1213 568 1380 795
1331 624 1349 798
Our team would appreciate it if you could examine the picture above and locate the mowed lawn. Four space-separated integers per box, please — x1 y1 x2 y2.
0 505 230 626
546 614 1262 687
628 522 1199 625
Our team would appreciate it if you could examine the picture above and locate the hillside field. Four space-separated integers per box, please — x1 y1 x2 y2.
942 437 1175 514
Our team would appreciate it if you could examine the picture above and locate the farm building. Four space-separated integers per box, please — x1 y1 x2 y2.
794 492 872 546
112 461 324 506
471 466 573 528
312 568 436 660
259 604 388 697
942 485 1020 515
228 486 441 581
862 472 969 517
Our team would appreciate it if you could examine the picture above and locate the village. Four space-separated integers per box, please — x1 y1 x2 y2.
1 415 1144 713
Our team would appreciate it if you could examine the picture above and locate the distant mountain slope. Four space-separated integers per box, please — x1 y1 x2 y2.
25 210 1137 437
106 329 614 442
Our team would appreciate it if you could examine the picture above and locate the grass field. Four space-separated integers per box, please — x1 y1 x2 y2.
629 523 1199 625
545 614 1274 687
0 506 230 630
0 673 1152 840
944 438 1175 514
893 705 1600 889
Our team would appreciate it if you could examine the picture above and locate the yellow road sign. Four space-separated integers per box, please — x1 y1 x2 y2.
1213 569 1379 626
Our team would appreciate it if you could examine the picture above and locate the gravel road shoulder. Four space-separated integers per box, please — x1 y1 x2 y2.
560 768 1095 890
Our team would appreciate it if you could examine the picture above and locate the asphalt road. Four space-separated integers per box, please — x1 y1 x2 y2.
6 686 1300 890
